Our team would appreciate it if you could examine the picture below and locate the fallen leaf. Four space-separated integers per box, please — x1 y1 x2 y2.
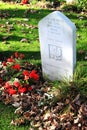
20 38 29 43
2 36 9 40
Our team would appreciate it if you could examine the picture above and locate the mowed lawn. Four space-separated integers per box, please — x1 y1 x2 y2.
0 1 52 64
0 1 87 130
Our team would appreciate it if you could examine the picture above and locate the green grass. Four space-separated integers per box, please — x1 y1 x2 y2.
0 102 30 130
0 2 87 62
0 1 52 65
0 1 87 130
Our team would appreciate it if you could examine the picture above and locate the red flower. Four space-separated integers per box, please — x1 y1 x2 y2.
24 75 29 80
23 70 29 76
14 52 19 58
21 0 28 4
7 58 14 63
28 86 33 91
20 53 25 59
18 87 27 93
8 88 17 95
29 70 39 80
4 82 12 89
13 81 21 88
0 78 3 83
12 64 21 71
2 61 7 66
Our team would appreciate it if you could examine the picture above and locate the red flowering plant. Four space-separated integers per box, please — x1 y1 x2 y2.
21 0 28 4
0 52 40 105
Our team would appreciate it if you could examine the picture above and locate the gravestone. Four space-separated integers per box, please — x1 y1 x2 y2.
38 11 76 81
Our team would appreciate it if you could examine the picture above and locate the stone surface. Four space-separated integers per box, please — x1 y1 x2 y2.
38 11 76 81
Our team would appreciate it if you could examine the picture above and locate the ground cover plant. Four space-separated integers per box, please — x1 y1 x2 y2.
0 1 87 130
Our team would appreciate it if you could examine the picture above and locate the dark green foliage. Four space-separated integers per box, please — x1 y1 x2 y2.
78 0 87 11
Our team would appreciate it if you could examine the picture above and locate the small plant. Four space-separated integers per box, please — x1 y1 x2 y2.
0 52 40 97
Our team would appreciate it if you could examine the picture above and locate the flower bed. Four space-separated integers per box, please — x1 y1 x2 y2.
0 53 87 130
0 52 40 95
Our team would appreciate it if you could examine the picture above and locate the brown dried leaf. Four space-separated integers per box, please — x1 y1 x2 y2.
2 36 9 40
78 50 85 54
14 106 23 114
4 97 12 105
10 118 25 126
60 112 73 122
70 94 81 111
11 94 20 102
79 104 87 116
23 111 30 120
71 125 80 130
20 38 29 43
31 121 41 128
34 116 40 121
12 102 21 108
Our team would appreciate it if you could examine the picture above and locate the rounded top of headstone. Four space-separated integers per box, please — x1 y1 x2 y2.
39 11 76 30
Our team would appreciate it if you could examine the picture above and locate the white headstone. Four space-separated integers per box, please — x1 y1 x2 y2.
38 11 76 81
